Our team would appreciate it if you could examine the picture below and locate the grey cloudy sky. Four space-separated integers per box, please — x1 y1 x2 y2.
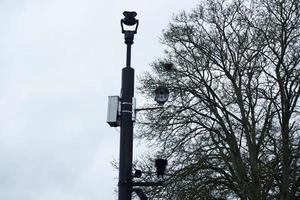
0 0 198 199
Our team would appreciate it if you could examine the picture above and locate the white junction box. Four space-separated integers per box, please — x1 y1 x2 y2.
107 96 120 127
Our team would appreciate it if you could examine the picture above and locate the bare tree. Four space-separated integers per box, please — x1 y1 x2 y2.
137 0 300 199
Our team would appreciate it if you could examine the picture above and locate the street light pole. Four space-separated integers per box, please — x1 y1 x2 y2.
118 11 138 200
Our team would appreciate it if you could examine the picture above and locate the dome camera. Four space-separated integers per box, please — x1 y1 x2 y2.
154 86 169 105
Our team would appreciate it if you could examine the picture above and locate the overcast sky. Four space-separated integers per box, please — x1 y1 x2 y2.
0 0 198 199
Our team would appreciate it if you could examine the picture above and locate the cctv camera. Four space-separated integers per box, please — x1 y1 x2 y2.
122 11 138 26
154 86 169 105
155 158 168 178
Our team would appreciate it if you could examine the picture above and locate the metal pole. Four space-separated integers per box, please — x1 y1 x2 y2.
118 30 135 200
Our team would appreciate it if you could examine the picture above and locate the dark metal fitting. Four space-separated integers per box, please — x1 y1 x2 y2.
132 169 142 178
124 31 135 44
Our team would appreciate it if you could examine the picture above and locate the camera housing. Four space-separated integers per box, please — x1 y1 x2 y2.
122 11 138 26
155 158 168 178
154 86 169 105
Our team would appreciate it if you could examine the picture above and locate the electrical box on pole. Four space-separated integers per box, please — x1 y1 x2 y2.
107 96 120 127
